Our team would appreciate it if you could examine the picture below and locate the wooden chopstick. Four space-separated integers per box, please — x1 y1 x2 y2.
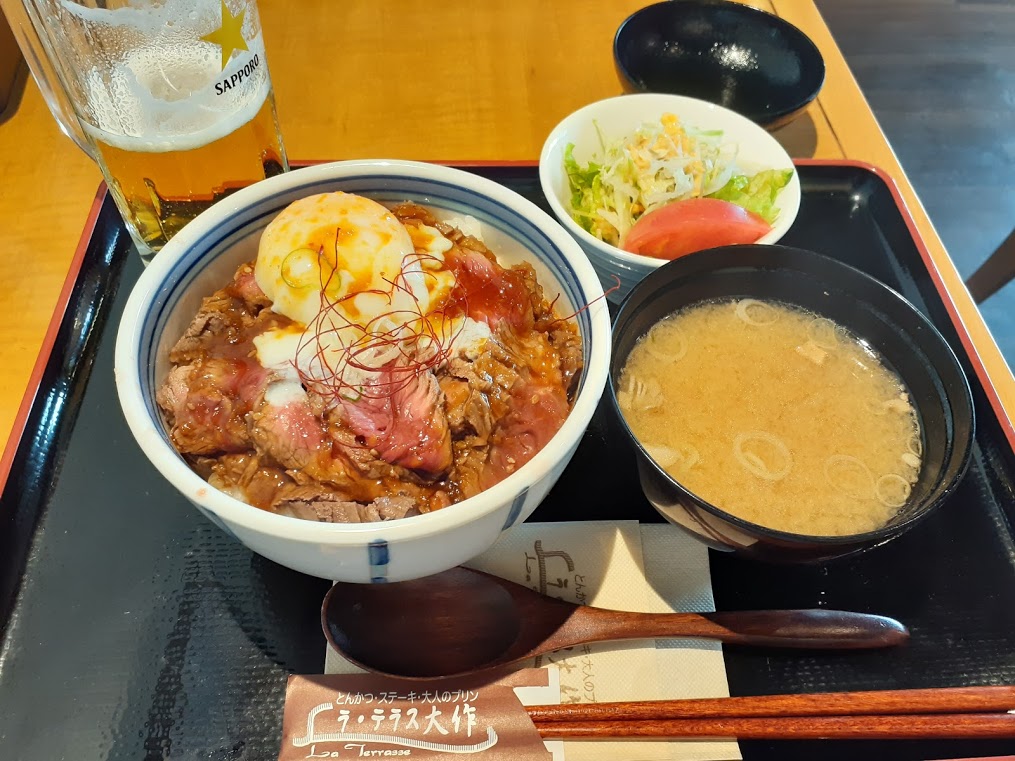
526 686 1015 740
527 685 1015 723
535 713 1015 741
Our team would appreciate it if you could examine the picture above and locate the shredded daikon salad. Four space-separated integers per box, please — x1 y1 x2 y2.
564 114 793 246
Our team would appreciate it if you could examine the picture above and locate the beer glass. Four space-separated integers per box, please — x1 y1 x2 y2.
5 0 288 263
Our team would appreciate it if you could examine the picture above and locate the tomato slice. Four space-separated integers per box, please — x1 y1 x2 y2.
622 198 772 260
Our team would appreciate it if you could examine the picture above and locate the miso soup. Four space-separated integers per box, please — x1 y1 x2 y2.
617 299 922 536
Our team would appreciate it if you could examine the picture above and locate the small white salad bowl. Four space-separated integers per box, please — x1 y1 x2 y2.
115 160 611 583
540 93 801 302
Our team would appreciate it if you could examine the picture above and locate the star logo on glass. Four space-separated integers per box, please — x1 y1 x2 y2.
201 0 249 70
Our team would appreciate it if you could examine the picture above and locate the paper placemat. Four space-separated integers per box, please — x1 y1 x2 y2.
325 521 741 761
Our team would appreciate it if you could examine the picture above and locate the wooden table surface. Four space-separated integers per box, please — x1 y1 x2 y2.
0 0 1011 461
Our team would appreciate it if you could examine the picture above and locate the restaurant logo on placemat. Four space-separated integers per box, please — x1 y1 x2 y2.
292 690 493 755
521 540 599 703
280 674 551 759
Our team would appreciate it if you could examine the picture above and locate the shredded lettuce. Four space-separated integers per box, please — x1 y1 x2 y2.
563 144 606 235
562 116 794 245
706 169 794 225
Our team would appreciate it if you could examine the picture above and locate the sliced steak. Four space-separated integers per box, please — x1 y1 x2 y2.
546 321 584 396
324 416 422 482
169 292 254 364
389 202 437 227
206 453 292 509
157 225 581 523
484 382 570 488
248 391 327 470
442 245 536 334
169 262 279 364
247 390 366 496
446 441 491 502
370 496 419 520
227 261 272 312
340 365 453 476
157 357 269 454
159 262 297 457
439 376 494 443
273 485 419 523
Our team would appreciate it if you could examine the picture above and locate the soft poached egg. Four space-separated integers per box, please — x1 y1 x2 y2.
252 192 487 398
255 192 456 327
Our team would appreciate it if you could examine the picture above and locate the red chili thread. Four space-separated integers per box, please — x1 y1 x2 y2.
549 274 621 324
292 230 467 409
284 222 607 462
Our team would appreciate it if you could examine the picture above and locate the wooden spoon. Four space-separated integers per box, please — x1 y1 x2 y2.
321 567 908 680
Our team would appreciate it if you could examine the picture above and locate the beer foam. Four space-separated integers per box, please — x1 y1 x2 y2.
65 0 271 152
83 74 270 153
59 0 219 38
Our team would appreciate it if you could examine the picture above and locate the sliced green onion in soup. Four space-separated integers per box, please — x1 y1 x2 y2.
732 431 793 481
807 317 842 349
734 299 780 327
643 319 687 363
867 392 913 418
908 434 923 457
823 454 875 500
875 473 912 508
900 452 921 470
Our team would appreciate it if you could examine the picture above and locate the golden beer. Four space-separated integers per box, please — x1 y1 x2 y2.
66 0 288 262
91 92 287 260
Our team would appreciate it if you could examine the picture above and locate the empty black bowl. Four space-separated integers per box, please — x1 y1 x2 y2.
614 0 825 129
609 245 975 563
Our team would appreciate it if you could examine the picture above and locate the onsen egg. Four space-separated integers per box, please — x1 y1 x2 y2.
254 192 452 327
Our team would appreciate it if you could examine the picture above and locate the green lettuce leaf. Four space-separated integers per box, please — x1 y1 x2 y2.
563 143 604 233
707 168 794 224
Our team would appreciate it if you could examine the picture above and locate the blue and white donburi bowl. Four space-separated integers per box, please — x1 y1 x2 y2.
115 160 611 583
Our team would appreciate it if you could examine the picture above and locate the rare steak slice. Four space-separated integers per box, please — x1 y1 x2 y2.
339 364 453 476
157 357 270 455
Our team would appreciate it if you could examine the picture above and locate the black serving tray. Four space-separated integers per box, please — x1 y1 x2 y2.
2 162 1014 761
